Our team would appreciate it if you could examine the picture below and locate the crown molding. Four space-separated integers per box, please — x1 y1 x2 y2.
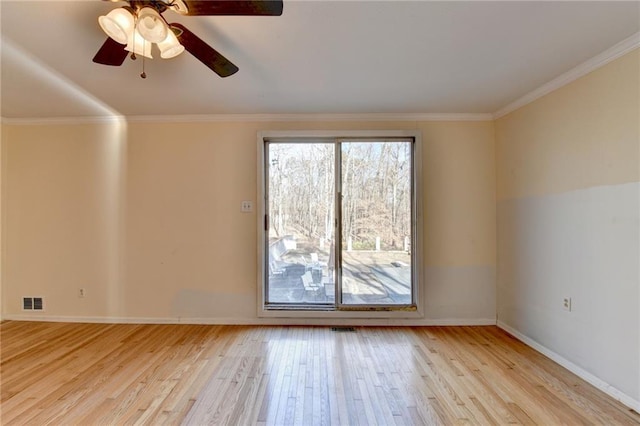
1 112 493 125
0 115 125 125
121 112 494 123
493 31 640 119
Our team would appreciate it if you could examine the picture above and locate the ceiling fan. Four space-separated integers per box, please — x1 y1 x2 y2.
93 0 283 78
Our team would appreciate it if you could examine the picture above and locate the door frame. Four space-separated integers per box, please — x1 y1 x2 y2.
257 130 424 319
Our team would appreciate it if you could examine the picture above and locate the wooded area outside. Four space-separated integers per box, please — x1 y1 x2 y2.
266 140 413 306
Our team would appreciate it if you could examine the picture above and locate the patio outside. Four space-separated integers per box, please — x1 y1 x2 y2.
268 235 412 305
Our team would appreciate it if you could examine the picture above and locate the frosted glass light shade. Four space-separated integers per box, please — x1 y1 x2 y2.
137 7 168 43
125 29 153 59
158 28 184 59
98 8 134 45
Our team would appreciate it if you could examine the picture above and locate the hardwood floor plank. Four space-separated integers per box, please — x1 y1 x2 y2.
424 327 530 424
1 322 638 425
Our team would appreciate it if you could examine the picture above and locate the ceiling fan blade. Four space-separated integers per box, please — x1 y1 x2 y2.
180 0 283 16
171 23 239 77
93 38 128 66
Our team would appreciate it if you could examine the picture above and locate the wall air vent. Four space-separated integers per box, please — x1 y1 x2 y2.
22 297 44 311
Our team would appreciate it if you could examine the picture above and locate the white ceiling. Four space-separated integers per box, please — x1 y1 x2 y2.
1 0 638 119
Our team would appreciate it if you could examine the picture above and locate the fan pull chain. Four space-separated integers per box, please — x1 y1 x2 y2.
129 16 146 79
131 17 138 60
141 51 147 79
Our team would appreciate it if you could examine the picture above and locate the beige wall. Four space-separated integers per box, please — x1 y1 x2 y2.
1 119 496 323
495 49 640 403
496 50 640 200
2 123 126 318
0 123 4 320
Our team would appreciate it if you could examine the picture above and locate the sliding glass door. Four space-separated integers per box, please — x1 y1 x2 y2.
264 138 415 310
265 142 336 306
338 141 413 306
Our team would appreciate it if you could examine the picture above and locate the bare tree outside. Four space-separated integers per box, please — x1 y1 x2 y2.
266 140 413 306
341 141 412 305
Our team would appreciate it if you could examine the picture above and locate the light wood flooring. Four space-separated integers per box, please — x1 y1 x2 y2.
1 321 638 425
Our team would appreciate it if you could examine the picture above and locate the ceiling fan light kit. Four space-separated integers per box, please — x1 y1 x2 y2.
98 7 135 45
136 7 168 43
125 29 153 59
99 5 169 61
158 27 185 59
93 0 284 78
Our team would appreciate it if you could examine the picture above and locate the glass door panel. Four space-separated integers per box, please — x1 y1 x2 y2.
266 142 335 306
339 141 413 306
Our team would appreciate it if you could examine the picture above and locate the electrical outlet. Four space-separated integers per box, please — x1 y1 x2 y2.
241 201 253 213
563 297 571 311
78 288 86 298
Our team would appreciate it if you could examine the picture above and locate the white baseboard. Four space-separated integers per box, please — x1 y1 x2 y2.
2 313 496 327
497 321 640 413
2 314 182 324
421 318 496 326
